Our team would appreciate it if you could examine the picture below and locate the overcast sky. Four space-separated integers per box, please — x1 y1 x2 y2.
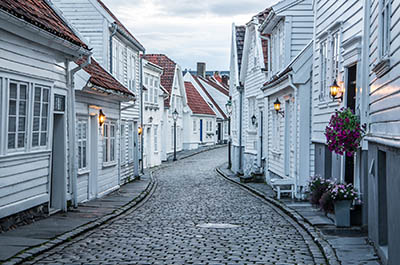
102 0 278 71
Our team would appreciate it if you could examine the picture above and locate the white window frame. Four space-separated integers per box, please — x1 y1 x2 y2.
103 121 117 165
153 125 158 152
379 0 391 59
77 118 89 171
128 122 134 162
273 109 280 150
31 85 50 149
121 123 126 164
193 119 197 133
248 97 256 129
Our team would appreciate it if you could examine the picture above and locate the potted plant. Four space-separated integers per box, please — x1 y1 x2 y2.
330 183 359 227
308 176 332 207
325 108 366 157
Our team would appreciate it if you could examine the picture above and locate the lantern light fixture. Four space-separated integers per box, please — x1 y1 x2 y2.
225 100 232 116
273 98 284 117
99 109 106 126
329 79 343 101
172 109 179 122
251 114 257 126
138 126 143 135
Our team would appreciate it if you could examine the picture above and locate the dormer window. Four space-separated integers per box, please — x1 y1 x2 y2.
270 20 285 75
380 0 391 59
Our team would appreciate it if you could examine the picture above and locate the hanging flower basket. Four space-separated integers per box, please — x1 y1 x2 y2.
325 108 366 157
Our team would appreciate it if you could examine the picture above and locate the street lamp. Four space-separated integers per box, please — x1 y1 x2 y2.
273 98 285 117
225 100 232 169
329 79 343 101
172 109 178 161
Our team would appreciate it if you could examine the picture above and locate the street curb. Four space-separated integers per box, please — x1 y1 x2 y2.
2 172 158 265
167 144 227 162
215 166 340 265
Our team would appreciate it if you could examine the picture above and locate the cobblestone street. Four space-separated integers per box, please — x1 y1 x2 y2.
28 148 326 264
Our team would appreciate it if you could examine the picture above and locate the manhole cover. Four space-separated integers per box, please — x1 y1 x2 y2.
196 223 240 229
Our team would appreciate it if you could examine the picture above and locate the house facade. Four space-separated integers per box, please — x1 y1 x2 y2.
229 24 246 175
52 0 144 182
0 0 91 220
183 81 217 149
144 54 187 159
142 59 166 168
259 0 313 192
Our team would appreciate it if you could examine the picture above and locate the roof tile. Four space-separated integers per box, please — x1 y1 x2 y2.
184 81 215 116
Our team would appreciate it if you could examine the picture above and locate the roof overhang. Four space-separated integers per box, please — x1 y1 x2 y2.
112 23 145 52
85 82 135 102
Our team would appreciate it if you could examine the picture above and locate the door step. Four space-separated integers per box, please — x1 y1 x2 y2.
48 208 61 216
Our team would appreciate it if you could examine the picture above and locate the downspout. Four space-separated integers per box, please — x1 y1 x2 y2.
288 74 298 197
109 22 118 73
68 55 92 208
238 84 244 174
140 52 145 175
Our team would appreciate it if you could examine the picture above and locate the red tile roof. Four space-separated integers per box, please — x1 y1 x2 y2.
192 75 227 120
201 76 229 97
77 58 134 98
0 0 88 49
97 0 144 51
235 26 246 75
184 82 215 116
261 35 269 70
143 54 177 107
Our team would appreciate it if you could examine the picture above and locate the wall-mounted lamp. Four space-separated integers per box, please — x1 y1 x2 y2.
251 114 257 126
99 109 106 126
148 116 153 124
329 79 343 101
274 98 284 117
225 100 232 116
138 126 143 135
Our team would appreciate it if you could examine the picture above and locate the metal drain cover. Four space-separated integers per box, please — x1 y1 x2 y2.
196 223 240 228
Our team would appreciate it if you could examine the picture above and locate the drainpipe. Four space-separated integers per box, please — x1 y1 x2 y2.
68 55 92 208
109 22 118 73
288 74 298 197
139 52 145 176
238 84 244 174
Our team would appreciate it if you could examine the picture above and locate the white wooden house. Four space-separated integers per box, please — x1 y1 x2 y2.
52 0 144 183
144 54 187 160
182 78 217 149
229 24 246 175
0 0 91 220
142 59 166 168
258 0 313 194
364 0 400 263
74 58 135 202
239 9 270 179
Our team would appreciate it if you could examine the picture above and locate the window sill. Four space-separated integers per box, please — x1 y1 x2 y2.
102 161 117 168
271 149 281 155
78 169 90 175
372 57 390 78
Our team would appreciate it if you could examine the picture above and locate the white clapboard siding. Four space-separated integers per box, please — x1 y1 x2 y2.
77 174 89 202
311 0 364 142
368 0 400 140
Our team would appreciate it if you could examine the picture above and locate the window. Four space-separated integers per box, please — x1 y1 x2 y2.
270 21 285 74
154 125 158 152
273 111 280 150
332 32 340 80
8 81 28 150
32 85 50 147
154 84 158 103
118 44 124 82
144 89 148 102
103 122 116 163
319 39 328 99
128 123 134 162
121 124 126 164
112 40 118 77
128 54 136 92
380 0 391 58
77 119 88 170
193 119 197 132
248 97 256 129
149 86 153 104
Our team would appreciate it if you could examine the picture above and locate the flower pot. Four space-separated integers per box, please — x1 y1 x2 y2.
334 200 352 227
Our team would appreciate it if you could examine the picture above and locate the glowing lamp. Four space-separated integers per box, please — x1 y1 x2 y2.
99 109 106 126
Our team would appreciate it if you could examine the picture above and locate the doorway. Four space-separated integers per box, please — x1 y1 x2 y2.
217 123 222 143
345 64 357 184
378 150 388 249
200 119 203 142
89 115 98 199
50 113 66 211
146 127 151 168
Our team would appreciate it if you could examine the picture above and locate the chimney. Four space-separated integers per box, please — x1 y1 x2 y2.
197 62 206 78
222 75 230 87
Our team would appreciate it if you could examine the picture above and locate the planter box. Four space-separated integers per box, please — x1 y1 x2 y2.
334 200 352 227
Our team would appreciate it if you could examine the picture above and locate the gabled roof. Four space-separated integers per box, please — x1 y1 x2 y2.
202 76 229 97
192 75 227 120
77 58 134 99
144 54 177 107
184 82 215 116
97 0 144 51
235 26 246 75
0 0 88 49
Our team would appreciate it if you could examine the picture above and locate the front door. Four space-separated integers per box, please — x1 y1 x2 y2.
50 113 66 211
345 64 357 184
200 119 203 142
89 115 98 199
218 123 222 142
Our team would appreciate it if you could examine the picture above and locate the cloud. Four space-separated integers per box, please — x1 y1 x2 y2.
101 0 279 70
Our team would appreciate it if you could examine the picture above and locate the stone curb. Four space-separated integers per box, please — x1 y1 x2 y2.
167 144 227 162
2 172 158 265
215 166 341 265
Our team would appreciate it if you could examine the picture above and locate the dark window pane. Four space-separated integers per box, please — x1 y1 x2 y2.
9 100 16 115
35 87 41 101
43 89 49 102
41 118 47 131
20 84 27 99
82 122 87 139
8 117 16 132
34 103 41 116
32 132 39 146
83 141 87 168
18 117 25 131
42 103 48 117
40 133 47 146
19 100 26 115
33 117 40 131
18 133 25 148
8 133 15 149
78 143 82 169
10 83 17 99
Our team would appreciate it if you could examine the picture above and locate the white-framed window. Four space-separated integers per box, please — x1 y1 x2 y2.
103 122 116 163
118 44 124 82
319 39 328 99
248 97 256 129
154 83 158 103
170 126 174 150
270 20 285 74
128 53 136 92
153 125 158 152
379 0 391 58
32 85 50 148
7 81 28 150
121 123 126 164
77 119 88 170
149 86 153 104
144 88 148 102
193 119 197 132
128 122 134 162
273 110 280 150
112 39 118 77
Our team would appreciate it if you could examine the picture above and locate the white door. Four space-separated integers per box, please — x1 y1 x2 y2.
89 115 98 199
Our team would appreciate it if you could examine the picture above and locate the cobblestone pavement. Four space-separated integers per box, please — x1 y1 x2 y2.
28 147 326 264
